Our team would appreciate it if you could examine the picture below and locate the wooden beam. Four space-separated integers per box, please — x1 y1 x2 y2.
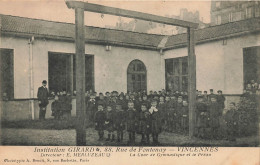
75 7 86 146
187 28 196 138
66 1 198 28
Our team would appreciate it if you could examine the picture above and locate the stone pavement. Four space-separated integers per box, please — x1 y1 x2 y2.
1 128 259 146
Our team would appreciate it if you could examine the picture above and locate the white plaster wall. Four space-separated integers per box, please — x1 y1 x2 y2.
1 36 163 98
1 32 259 98
164 33 260 94
223 33 260 94
1 36 30 99
164 41 225 93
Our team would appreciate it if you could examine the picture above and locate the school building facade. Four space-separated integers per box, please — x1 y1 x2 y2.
1 14 260 121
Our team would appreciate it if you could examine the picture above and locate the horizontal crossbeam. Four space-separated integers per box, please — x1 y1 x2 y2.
66 1 198 28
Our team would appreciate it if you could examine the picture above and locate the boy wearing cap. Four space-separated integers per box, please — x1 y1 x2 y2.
141 95 151 110
105 105 116 142
138 104 151 144
158 96 166 131
164 95 172 132
126 101 138 145
208 89 215 102
208 96 222 139
168 95 177 132
217 90 226 111
86 94 96 126
114 104 126 142
51 95 61 119
149 99 162 145
37 80 49 120
176 96 183 133
97 93 106 108
181 100 189 134
195 96 208 138
94 104 106 141
224 102 239 141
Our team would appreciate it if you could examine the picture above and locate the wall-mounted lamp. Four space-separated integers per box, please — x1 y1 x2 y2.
106 45 112 51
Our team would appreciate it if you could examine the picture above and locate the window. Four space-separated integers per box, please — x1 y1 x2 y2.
48 52 94 94
216 15 221 25
0 49 14 100
234 11 242 21
255 6 260 17
246 7 254 18
127 60 147 92
243 46 260 89
165 57 188 92
216 2 221 8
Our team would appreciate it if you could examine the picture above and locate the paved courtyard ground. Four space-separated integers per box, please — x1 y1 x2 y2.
1 128 259 146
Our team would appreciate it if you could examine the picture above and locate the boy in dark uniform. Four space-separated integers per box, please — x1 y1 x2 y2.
168 95 177 132
138 104 151 145
158 96 166 131
59 90 67 119
117 94 126 110
164 95 172 132
195 96 209 138
105 92 111 106
203 91 208 103
126 101 138 145
94 104 106 141
181 100 189 134
86 94 96 126
224 102 239 141
176 96 183 133
217 90 226 111
64 92 72 119
208 96 222 139
51 95 61 119
208 89 215 102
105 105 116 142
141 95 150 109
97 93 106 108
149 99 162 145
114 104 126 142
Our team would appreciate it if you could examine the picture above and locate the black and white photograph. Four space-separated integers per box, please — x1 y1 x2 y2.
0 0 259 148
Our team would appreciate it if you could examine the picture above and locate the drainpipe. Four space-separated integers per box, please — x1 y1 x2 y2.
28 36 35 120
159 48 165 90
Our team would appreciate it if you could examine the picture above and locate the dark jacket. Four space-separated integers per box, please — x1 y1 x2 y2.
105 110 115 132
195 102 208 128
150 109 162 134
94 110 106 131
138 110 151 134
208 102 222 128
126 108 139 132
37 86 49 107
114 109 126 131
217 95 226 109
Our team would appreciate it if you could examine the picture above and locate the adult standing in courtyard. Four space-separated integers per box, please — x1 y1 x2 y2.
37 80 49 120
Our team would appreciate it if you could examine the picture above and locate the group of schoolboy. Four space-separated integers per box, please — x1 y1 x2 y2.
51 88 240 144
90 89 208 145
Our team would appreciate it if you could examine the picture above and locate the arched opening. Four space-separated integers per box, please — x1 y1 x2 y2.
127 59 147 92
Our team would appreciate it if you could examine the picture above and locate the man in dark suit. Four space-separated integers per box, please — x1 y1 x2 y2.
37 80 49 120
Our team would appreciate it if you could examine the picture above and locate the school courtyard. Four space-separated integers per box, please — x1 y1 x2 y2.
0 1 260 147
1 119 259 146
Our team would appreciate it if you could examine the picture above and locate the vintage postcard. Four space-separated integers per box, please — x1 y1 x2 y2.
0 0 259 164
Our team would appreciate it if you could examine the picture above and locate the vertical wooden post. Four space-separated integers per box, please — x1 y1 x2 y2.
188 28 196 138
75 7 86 146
